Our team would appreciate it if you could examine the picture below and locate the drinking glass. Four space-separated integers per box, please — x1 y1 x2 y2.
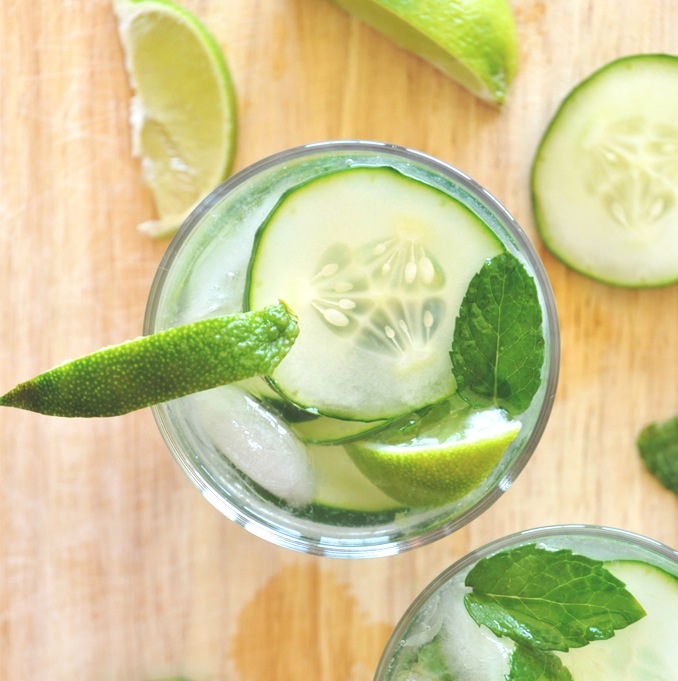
144 140 560 558
375 524 678 679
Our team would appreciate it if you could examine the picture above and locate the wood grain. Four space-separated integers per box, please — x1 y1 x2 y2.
1 1 677 680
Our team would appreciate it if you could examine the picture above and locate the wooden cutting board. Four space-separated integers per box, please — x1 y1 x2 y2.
1 1 677 679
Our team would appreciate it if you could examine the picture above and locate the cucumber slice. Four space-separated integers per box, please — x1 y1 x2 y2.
240 376 391 444
246 166 503 421
532 54 678 287
558 560 678 679
291 414 390 445
306 444 405 512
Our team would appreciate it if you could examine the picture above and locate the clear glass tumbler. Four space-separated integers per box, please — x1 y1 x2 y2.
375 525 678 679
144 140 559 558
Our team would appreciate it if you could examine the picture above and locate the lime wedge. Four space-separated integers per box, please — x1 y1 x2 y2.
114 0 237 238
0 304 297 417
329 0 518 106
347 407 521 507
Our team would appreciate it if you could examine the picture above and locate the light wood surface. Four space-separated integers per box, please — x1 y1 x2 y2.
1 2 677 680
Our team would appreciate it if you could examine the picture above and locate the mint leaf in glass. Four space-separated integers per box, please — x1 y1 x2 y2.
464 544 646 652
394 634 457 681
450 252 545 415
508 646 573 681
637 415 678 496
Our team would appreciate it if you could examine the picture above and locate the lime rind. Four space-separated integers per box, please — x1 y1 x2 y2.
0 304 297 417
114 0 237 238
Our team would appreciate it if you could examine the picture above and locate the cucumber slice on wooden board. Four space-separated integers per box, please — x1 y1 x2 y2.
558 560 678 679
246 166 503 422
531 54 678 287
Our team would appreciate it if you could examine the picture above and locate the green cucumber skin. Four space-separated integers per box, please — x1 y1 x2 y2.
250 383 393 443
291 416 392 445
531 53 678 289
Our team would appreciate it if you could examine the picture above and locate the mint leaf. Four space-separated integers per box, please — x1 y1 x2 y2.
450 252 545 415
394 634 457 681
380 395 469 443
637 415 678 495
464 544 646 652
508 646 573 681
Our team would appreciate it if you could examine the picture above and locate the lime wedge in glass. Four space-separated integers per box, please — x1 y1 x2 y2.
348 406 521 507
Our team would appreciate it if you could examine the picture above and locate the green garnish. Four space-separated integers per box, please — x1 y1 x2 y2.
0 303 298 417
464 544 646 652
394 634 456 681
507 646 573 681
637 414 678 496
450 252 545 415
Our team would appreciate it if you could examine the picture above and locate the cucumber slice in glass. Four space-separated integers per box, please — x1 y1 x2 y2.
307 444 405 513
240 376 391 443
246 166 503 421
532 54 678 287
558 560 678 679
290 415 391 445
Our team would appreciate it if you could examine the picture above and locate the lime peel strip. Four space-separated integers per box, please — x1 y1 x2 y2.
0 303 298 418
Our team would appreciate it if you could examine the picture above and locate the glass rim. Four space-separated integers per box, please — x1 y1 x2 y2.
373 523 678 678
143 139 561 559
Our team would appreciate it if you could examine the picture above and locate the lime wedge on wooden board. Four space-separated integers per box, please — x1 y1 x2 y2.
114 0 237 237
328 0 518 105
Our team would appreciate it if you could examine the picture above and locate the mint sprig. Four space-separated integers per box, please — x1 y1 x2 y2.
507 646 573 681
450 252 545 415
637 414 678 496
394 634 456 681
464 544 646 652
